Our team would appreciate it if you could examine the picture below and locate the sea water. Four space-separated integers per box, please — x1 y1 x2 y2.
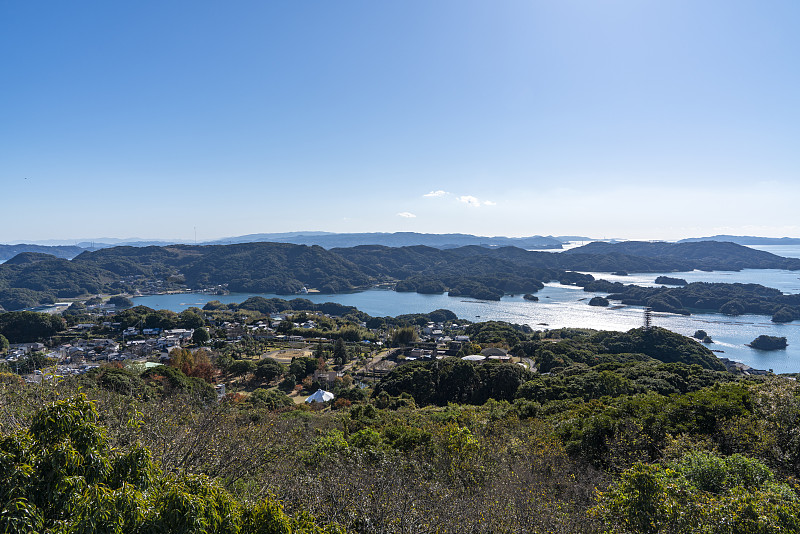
131 244 800 373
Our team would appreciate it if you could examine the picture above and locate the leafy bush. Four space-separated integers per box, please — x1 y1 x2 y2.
593 452 800 534
0 395 343 533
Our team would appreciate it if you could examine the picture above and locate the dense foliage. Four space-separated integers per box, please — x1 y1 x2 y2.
375 358 535 405
0 311 66 343
0 394 344 533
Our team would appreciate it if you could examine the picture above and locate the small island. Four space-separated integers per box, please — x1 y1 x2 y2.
693 329 713 343
655 276 688 286
523 294 539 302
771 307 795 323
588 296 610 307
748 335 788 351
693 330 707 339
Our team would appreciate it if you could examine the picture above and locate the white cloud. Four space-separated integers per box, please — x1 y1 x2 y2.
423 190 449 197
483 200 496 206
457 195 482 207
397 212 416 218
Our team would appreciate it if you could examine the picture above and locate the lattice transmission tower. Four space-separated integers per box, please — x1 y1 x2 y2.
643 307 653 329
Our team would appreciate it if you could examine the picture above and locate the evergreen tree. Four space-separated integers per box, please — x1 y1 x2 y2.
334 338 347 366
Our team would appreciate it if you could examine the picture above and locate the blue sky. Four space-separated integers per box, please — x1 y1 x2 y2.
2 0 799 243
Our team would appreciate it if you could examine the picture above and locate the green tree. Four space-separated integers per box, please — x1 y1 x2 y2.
391 326 417 347
192 327 210 345
289 357 317 379
772 307 794 323
254 358 285 382
179 308 206 329
229 359 257 376
248 388 294 410
108 295 133 308
278 374 297 392
333 338 347 366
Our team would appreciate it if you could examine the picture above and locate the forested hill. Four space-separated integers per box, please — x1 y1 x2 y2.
1 240 799 310
71 243 373 294
564 240 800 270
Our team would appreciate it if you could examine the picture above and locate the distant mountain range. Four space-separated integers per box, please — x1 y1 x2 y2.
2 232 585 258
202 232 572 249
678 235 800 245
0 244 85 261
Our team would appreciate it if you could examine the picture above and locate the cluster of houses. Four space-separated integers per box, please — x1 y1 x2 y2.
215 313 379 345
1 325 198 383
0 341 103 382
123 328 194 360
395 322 517 364
3 342 47 363
401 341 511 362
2 306 521 388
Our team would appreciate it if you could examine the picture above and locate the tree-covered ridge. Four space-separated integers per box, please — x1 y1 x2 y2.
0 255 116 310
550 327 725 371
1 240 798 310
581 280 800 321
375 327 726 407
565 240 800 270
174 243 373 293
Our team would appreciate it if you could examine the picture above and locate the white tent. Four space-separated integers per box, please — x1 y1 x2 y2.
305 389 335 403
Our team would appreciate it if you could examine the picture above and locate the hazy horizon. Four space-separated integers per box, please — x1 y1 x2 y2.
4 230 800 248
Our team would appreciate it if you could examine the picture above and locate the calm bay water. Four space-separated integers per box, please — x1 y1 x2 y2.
133 269 800 374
